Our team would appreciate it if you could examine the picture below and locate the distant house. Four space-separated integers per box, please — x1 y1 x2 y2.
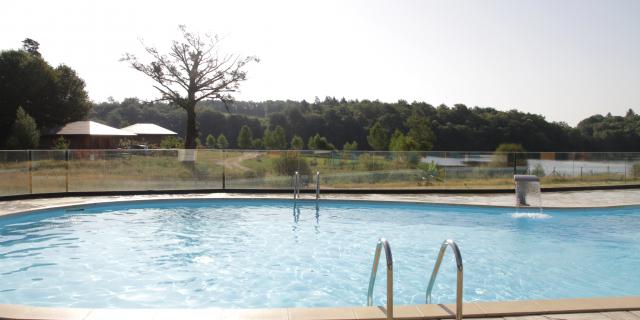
42 121 136 149
120 123 177 146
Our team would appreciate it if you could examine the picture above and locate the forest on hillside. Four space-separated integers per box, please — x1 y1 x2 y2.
91 97 640 152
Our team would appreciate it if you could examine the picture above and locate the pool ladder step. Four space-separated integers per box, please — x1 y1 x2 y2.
366 239 464 320
292 171 321 201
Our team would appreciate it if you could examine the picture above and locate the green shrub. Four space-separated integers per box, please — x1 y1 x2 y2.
531 163 546 177
273 152 311 176
417 161 440 180
160 136 184 149
52 136 70 150
358 153 383 171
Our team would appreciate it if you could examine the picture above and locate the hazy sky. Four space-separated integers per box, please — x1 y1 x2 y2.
2 0 639 125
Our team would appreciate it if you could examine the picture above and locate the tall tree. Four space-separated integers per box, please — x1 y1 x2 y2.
22 38 41 57
122 25 258 149
0 46 90 146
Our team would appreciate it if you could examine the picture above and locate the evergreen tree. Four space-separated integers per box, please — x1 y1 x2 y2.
251 138 264 149
307 134 317 150
216 134 229 149
406 111 435 150
388 129 407 151
262 128 274 149
308 133 335 150
6 107 39 149
367 122 389 150
237 125 253 149
272 126 287 149
291 135 304 150
205 134 216 148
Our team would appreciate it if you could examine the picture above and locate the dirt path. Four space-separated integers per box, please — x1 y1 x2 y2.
215 152 259 171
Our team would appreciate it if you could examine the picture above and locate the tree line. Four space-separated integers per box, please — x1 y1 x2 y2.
2 38 639 152
90 97 640 152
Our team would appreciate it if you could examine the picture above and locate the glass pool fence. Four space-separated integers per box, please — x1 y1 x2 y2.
1 150 639 197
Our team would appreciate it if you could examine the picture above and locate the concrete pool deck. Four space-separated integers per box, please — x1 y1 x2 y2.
1 189 639 217
0 296 639 320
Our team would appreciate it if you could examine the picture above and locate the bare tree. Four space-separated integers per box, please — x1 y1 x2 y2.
122 25 258 149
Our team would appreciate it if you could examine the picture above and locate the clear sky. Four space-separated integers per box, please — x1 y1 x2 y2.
1 0 639 125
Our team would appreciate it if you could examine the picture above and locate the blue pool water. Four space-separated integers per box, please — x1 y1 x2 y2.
0 199 639 308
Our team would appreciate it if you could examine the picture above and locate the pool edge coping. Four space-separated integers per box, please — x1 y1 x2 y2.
1 296 639 320
2 193 640 219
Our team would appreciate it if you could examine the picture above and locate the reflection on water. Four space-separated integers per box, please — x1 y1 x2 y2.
292 202 321 224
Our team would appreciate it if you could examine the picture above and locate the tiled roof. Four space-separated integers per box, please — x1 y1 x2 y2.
54 121 136 136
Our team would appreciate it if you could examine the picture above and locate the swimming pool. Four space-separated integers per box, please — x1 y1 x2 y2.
0 199 639 309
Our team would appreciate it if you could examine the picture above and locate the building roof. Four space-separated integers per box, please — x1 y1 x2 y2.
121 123 177 135
53 121 136 136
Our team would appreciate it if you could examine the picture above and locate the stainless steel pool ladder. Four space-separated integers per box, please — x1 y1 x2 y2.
426 239 464 320
315 171 320 200
367 238 393 320
293 171 300 200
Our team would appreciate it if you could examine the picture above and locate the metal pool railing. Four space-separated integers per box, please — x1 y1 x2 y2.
293 171 300 200
367 238 393 320
315 171 320 200
426 239 464 320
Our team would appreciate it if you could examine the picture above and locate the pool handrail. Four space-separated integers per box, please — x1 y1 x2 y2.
426 239 463 320
367 238 393 320
293 171 299 200
315 171 320 200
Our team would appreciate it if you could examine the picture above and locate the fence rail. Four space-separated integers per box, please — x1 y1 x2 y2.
1 149 639 197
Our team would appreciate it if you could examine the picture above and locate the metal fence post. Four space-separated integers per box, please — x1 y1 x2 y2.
443 151 447 183
28 150 33 194
65 150 70 192
624 156 627 184
222 149 226 190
